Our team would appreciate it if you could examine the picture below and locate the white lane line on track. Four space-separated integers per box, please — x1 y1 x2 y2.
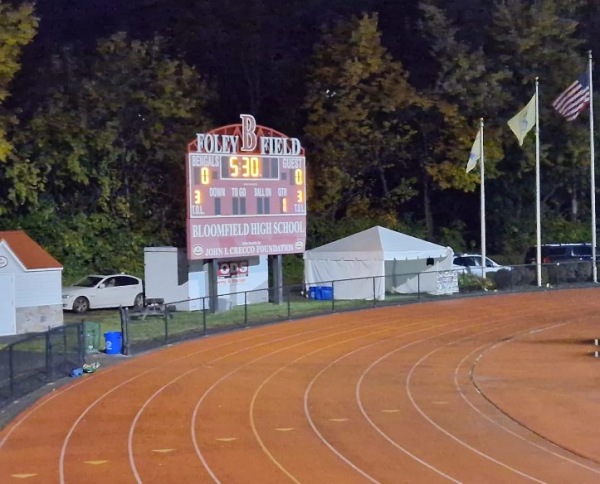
0 365 120 450
190 315 395 484
404 322 557 483
119 312 382 482
459 321 600 474
128 368 198 483
57 326 317 484
7 295 595 483
298 315 500 482
126 320 350 483
2 324 306 452
125 315 380 483
352 310 548 482
249 325 399 484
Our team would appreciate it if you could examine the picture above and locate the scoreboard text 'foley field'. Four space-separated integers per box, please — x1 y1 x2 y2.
186 114 307 260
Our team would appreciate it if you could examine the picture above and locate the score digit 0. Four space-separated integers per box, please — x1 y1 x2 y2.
199 167 210 184
294 169 304 185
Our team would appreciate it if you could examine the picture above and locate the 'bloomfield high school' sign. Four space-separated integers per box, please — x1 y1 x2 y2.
185 114 307 260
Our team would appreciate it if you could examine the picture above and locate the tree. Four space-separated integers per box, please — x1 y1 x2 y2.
413 2 511 244
3 33 215 276
0 2 38 161
489 0 589 248
303 13 424 243
116 0 379 132
417 0 589 252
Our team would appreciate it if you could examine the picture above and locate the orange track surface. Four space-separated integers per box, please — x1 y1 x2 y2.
2 289 600 483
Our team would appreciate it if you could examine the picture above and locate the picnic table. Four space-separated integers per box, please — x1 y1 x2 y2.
129 299 175 321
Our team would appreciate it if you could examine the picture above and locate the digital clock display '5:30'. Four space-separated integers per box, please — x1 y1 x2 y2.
221 155 280 180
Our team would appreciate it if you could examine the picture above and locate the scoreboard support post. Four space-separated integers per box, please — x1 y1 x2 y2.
207 259 219 314
269 255 283 305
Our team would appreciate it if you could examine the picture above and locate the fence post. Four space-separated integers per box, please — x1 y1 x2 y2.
418 273 421 300
373 277 376 306
202 297 207 334
78 323 85 365
331 281 335 312
120 307 130 356
286 285 291 319
63 326 68 367
45 331 52 380
164 306 169 344
244 291 248 327
9 345 14 395
125 307 131 355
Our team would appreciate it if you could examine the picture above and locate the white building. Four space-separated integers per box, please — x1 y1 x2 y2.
143 247 269 311
0 230 64 335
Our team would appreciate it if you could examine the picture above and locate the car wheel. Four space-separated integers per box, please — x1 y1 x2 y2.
73 296 90 313
133 293 144 308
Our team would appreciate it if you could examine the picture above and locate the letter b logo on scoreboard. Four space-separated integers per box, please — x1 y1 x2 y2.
218 260 249 278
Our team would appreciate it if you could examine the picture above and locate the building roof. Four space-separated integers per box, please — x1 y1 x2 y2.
0 230 62 270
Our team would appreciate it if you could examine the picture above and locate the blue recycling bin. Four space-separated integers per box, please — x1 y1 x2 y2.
104 331 122 355
319 286 334 300
309 287 318 299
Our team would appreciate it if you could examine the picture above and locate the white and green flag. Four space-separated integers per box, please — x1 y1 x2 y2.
507 93 537 146
466 128 481 173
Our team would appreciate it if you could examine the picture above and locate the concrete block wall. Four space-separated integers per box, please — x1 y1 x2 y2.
16 305 64 334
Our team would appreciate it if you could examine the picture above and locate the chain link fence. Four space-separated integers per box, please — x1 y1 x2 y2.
121 261 598 356
1 260 595 409
0 323 85 410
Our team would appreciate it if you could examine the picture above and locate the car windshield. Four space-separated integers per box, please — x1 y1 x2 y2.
73 276 104 288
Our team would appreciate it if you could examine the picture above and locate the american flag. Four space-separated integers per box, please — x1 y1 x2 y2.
552 72 591 121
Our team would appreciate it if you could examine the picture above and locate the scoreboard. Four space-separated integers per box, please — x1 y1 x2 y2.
186 116 307 260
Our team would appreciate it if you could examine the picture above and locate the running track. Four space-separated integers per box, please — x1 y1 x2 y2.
2 289 600 483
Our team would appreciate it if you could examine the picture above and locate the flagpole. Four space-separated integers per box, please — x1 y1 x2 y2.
479 118 486 275
535 77 542 287
589 51 597 283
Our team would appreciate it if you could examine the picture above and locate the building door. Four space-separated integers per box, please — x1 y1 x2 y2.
0 273 16 336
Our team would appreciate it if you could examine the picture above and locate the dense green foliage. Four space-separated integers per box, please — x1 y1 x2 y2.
0 2 37 161
0 0 599 277
3 32 213 277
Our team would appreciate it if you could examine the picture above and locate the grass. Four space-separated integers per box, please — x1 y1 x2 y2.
121 292 433 345
0 290 448 353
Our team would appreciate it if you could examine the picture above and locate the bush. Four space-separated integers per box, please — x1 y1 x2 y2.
458 273 495 292
509 266 535 287
547 262 592 284
492 269 512 289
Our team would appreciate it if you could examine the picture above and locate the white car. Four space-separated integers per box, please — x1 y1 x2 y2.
62 274 144 313
453 254 511 278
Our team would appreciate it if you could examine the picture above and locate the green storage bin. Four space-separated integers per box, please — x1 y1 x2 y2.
84 321 101 354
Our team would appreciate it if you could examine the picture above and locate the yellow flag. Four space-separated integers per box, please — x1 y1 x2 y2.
507 94 536 146
466 129 481 173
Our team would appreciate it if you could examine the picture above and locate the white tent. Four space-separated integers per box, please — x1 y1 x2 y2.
303 226 457 300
